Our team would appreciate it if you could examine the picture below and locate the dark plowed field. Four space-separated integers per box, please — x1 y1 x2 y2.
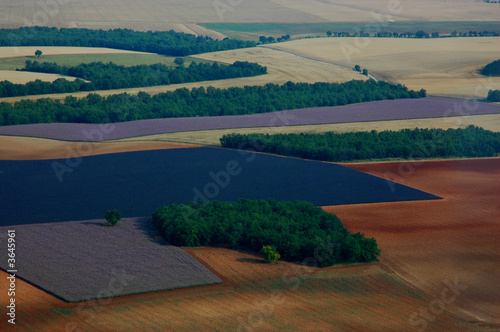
0 147 439 225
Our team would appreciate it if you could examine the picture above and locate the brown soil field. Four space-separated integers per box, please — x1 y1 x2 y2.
118 113 500 146
1 158 498 330
326 158 500 325
0 46 365 103
0 70 83 84
0 136 199 160
263 37 500 99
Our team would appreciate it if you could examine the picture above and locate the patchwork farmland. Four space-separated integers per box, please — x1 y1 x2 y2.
1 0 499 330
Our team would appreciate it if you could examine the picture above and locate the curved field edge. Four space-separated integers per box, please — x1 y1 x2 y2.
0 158 497 330
0 97 498 142
0 147 439 225
127 113 500 147
2 113 499 161
0 217 222 303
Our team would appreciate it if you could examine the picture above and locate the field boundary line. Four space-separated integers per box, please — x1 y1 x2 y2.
258 44 378 82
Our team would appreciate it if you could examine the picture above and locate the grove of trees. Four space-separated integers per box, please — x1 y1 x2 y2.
0 60 267 98
487 89 500 102
152 199 381 267
220 126 500 162
0 80 426 126
0 27 257 56
481 59 500 76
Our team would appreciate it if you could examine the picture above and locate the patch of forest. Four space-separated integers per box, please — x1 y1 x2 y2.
0 80 425 126
220 126 500 161
0 27 256 56
481 59 500 76
0 61 266 97
152 199 380 267
487 89 500 102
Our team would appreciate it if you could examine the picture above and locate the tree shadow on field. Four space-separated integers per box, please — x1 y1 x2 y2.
236 257 266 264
82 221 107 227
132 217 168 245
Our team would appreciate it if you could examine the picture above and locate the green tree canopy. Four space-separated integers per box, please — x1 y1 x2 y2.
105 209 121 226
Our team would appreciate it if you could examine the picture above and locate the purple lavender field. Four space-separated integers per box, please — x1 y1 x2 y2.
1 97 498 141
0 218 222 302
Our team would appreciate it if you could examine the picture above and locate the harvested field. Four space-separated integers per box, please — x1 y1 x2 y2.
0 217 222 302
0 136 199 160
0 70 83 84
1 0 499 36
1 97 498 141
326 158 500 325
0 46 152 59
0 158 497 330
271 0 500 22
263 37 500 99
0 46 364 103
0 147 438 225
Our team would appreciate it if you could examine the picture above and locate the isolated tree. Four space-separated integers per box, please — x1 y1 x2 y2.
260 245 281 263
35 50 42 57
327 31 332 37
354 65 361 72
174 57 185 66
105 209 121 226
362 68 369 76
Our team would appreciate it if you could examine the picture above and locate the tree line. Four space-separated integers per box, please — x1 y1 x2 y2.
152 199 380 267
0 61 266 98
326 30 498 38
220 126 500 162
0 80 425 126
0 27 256 56
487 90 500 102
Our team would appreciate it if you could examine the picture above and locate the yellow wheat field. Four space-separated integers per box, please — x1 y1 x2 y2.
262 37 500 99
0 46 366 102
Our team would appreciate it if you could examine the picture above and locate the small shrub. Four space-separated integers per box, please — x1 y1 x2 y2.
260 245 281 263
105 209 121 226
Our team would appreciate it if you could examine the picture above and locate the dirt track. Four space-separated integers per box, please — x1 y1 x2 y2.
0 158 498 330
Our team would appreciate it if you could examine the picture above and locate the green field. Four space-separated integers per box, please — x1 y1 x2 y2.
201 21 500 40
0 53 208 71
